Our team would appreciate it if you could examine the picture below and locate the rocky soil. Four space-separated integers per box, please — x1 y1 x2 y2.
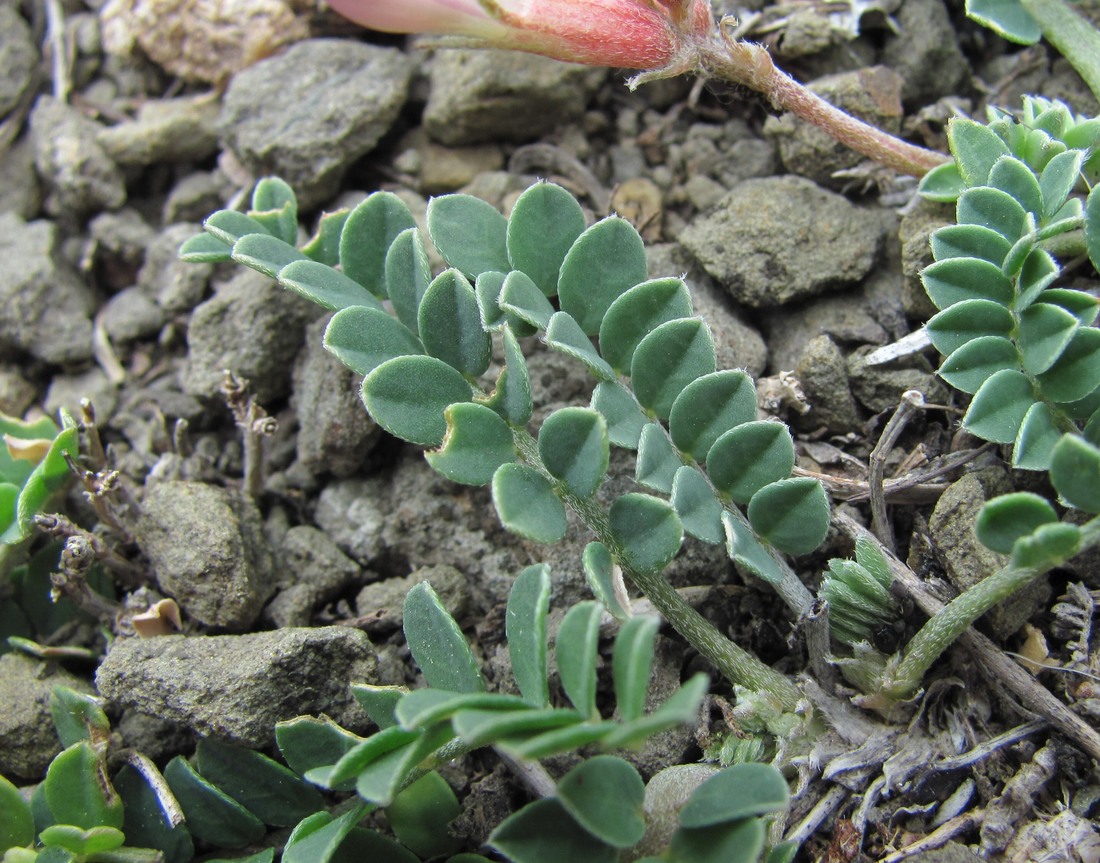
2 0 1100 860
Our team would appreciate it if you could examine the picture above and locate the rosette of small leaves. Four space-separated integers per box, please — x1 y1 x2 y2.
274 565 795 863
181 178 828 704
818 538 898 649
1 409 78 548
0 687 329 863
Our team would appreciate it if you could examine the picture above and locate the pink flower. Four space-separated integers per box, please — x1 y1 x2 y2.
326 0 714 70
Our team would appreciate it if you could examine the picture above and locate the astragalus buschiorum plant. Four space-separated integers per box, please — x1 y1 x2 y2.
182 177 830 711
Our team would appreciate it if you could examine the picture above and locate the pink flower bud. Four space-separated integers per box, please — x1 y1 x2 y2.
326 0 714 70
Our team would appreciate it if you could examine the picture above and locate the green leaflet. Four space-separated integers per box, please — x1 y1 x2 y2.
0 774 34 849
418 269 492 378
747 477 830 556
280 259 383 311
1012 403 1061 470
930 224 1012 265
427 193 510 279
631 318 717 420
988 155 1042 216
591 382 647 449
387 772 461 859
324 306 423 376
965 0 1040 44
946 116 1011 186
500 269 556 331
612 615 659 723
203 208 271 246
707 421 796 505
975 492 1059 554
555 601 603 719
582 541 632 621
922 257 1014 310
1051 435 1100 512
636 423 682 494
404 582 485 694
425 402 515 486
506 181 587 297
489 798 618 863
538 407 610 499
558 216 648 335
1018 302 1079 374
340 191 417 299
926 299 1015 357
492 463 567 543
670 466 724 544
963 369 1035 444
555 757 646 849
480 325 533 427
609 493 684 575
545 312 616 381
164 755 264 848
250 177 297 243
599 277 693 373
1036 327 1100 403
362 355 472 446
668 818 765 863
301 207 350 266
678 762 790 827
957 186 1030 241
668 370 757 462
232 233 307 279
386 227 432 335
938 335 1020 394
506 564 552 708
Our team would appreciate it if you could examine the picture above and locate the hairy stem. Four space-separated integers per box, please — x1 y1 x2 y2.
883 513 1100 700
512 427 802 710
694 34 948 178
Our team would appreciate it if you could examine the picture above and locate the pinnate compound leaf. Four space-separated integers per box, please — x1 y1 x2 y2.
610 493 684 575
507 564 552 708
387 772 462 860
164 755 264 847
591 382 647 449
667 818 765 863
748 477 830 556
679 762 790 827
631 318 716 420
947 116 1011 186
723 511 788 585
926 299 1015 356
556 757 646 849
1088 185 1100 274
599 277 693 373
636 423 682 494
0 774 34 849
44 742 123 831
340 192 417 299
558 216 648 335
538 407 609 498
917 160 964 202
418 269 492 378
963 369 1035 443
194 739 323 827
671 465 724 544
1013 402 1062 470
232 233 306 279
362 355 471 446
707 421 795 504
506 181 587 296
1036 327 1100 403
582 541 632 622
426 402 515 486
1018 303 1079 374
613 615 659 723
489 798 618 863
938 335 1020 394
976 492 1058 554
957 186 1030 241
492 463 567 543
386 228 432 335
669 370 756 461
404 581 485 693
965 0 1040 43
1051 435 1100 512
480 326 533 427
427 194 510 278
279 259 382 311
324 307 422 376
500 269 556 331
931 224 1012 265
922 257 1014 310
556 601 603 718
545 312 615 381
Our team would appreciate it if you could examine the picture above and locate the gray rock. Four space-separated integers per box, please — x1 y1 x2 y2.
929 470 1050 639
847 345 948 413
677 120 777 192
44 366 118 422
137 481 276 630
95 627 377 747
88 208 156 291
100 286 167 343
97 94 220 167
218 40 412 208
0 4 36 117
30 96 126 216
0 366 37 416
424 50 604 146
795 335 861 433
764 67 904 185
881 0 969 104
0 135 42 220
292 316 379 480
265 525 363 628
182 268 317 404
138 223 213 313
0 213 94 364
899 198 952 321
355 564 471 634
162 171 234 225
0 653 94 780
116 710 193 762
680 176 887 308
314 476 389 565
